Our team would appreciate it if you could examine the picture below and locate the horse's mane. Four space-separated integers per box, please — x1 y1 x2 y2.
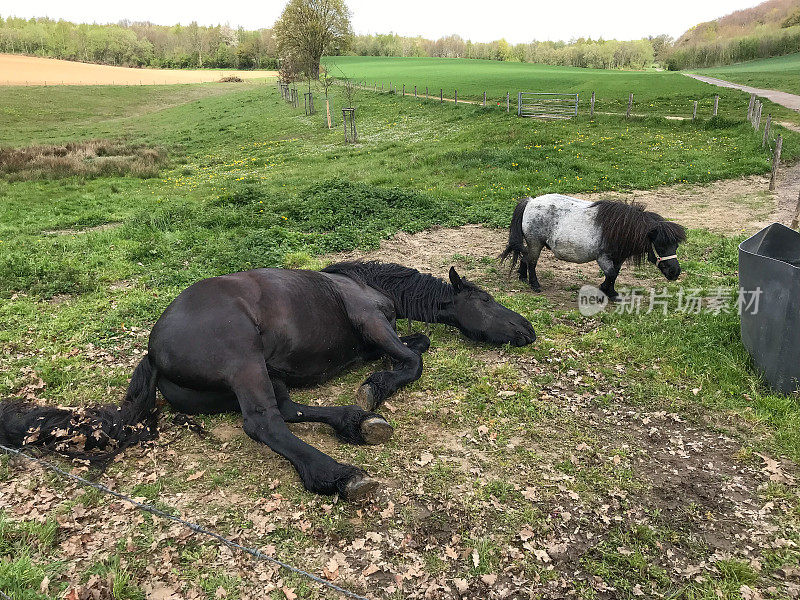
591 200 686 265
322 261 474 323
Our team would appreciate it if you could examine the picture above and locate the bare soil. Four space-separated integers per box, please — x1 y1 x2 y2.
0 54 277 86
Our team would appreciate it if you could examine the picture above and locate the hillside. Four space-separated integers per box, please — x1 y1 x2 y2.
666 0 800 69
676 0 800 46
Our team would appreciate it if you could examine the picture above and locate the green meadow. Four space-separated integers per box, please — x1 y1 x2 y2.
326 55 800 122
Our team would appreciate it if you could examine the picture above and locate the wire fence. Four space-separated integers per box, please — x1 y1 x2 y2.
0 443 370 600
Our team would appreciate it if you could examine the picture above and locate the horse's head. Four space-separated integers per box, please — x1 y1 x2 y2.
447 267 536 346
646 221 686 281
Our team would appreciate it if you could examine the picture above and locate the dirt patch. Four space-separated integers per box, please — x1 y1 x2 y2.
1 140 166 180
0 53 277 86
45 222 122 236
576 175 781 236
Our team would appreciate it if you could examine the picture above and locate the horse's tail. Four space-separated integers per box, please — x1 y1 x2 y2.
500 197 530 270
0 356 160 462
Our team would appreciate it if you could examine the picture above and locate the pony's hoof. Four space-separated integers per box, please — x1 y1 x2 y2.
356 384 378 411
343 475 379 501
360 416 393 445
531 286 542 293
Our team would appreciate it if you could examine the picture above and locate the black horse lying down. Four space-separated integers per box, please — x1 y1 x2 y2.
0 261 535 499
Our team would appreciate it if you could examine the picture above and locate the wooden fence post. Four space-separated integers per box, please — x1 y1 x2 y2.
590 91 595 118
770 134 783 191
326 99 332 129
518 92 522 116
440 88 443 103
483 91 486 107
713 94 719 116
626 93 633 118
755 102 763 130
507 91 510 113
791 188 800 229
454 89 457 104
426 86 428 98
762 114 772 148
402 84 405 96
414 85 417 98
747 94 755 121
693 100 698 121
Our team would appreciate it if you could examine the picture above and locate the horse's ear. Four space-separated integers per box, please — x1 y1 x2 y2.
449 267 463 292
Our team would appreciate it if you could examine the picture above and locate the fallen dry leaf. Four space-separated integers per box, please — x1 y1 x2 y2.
186 470 206 482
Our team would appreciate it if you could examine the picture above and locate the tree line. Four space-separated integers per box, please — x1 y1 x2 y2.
0 16 278 69
350 34 660 70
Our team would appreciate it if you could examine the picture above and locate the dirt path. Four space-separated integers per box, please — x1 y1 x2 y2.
685 73 800 112
0 53 277 86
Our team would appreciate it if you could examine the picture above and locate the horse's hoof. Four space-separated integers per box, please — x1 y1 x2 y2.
360 416 393 445
356 384 378 411
531 286 542 293
343 475 379 501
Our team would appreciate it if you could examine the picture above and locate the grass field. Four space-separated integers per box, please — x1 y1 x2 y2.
698 53 800 96
1 73 799 599
326 55 800 123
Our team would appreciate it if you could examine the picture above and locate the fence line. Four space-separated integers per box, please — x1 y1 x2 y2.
0 443 370 600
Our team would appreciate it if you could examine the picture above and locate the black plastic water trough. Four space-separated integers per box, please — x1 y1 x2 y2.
739 223 800 394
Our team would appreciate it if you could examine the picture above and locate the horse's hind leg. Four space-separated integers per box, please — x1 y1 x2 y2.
518 260 528 283
233 361 377 499
355 318 424 412
272 379 393 445
526 241 544 292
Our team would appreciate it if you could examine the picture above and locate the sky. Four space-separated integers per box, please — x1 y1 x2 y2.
7 0 764 43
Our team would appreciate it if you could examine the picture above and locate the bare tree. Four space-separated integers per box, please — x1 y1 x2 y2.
274 0 352 79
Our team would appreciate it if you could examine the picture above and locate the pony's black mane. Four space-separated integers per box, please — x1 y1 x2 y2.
591 200 687 264
322 261 476 323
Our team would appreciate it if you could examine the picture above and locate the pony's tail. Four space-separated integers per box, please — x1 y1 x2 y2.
0 356 160 462
500 197 530 270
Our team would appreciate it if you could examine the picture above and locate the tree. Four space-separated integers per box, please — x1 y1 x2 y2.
273 0 352 79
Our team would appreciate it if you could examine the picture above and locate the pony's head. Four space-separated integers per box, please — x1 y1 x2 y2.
592 201 687 282
447 267 536 346
646 221 686 281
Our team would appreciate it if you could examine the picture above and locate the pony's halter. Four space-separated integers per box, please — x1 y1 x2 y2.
651 243 677 265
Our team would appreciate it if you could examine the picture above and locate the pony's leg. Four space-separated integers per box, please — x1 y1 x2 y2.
597 255 622 301
355 318 424 412
526 241 544 292
272 379 394 445
518 259 528 283
233 361 377 499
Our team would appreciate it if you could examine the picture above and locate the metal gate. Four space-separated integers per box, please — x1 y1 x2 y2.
517 92 579 118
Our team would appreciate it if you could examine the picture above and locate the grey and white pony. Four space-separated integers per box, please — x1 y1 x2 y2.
501 194 686 300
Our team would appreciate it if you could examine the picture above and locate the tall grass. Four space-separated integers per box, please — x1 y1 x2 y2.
0 140 166 181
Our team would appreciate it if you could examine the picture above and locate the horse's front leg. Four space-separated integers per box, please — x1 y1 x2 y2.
272 379 394 445
232 360 377 499
355 318 424 412
597 254 622 301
